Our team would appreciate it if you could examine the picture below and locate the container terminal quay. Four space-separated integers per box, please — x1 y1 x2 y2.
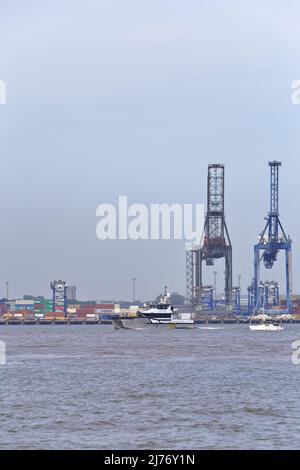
1 161 299 326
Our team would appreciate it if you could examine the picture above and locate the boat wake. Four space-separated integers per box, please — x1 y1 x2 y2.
197 326 224 330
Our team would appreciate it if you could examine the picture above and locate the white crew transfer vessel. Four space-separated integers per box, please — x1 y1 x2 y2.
112 287 195 329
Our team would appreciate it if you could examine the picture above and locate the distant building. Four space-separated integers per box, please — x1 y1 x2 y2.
66 286 77 302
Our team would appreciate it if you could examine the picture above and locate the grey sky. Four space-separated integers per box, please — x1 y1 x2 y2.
0 0 299 300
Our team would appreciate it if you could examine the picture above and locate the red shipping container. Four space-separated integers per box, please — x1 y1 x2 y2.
95 304 114 310
77 308 95 315
45 311 65 316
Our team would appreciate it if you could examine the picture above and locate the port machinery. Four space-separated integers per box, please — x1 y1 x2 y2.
248 280 280 313
248 161 293 314
186 164 233 311
50 280 68 316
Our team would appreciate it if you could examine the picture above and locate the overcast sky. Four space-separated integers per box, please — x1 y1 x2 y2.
0 0 299 301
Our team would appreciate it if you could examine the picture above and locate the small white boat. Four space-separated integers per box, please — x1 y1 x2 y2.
249 282 284 331
249 320 284 331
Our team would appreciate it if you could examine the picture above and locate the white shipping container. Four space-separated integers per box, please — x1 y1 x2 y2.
67 308 77 314
95 309 114 314
129 306 139 313
179 313 192 320
15 300 34 305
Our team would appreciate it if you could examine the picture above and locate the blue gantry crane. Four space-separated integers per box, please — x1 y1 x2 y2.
252 161 292 314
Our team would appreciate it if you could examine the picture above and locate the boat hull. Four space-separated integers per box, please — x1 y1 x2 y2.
249 324 284 331
112 317 150 330
169 321 196 329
